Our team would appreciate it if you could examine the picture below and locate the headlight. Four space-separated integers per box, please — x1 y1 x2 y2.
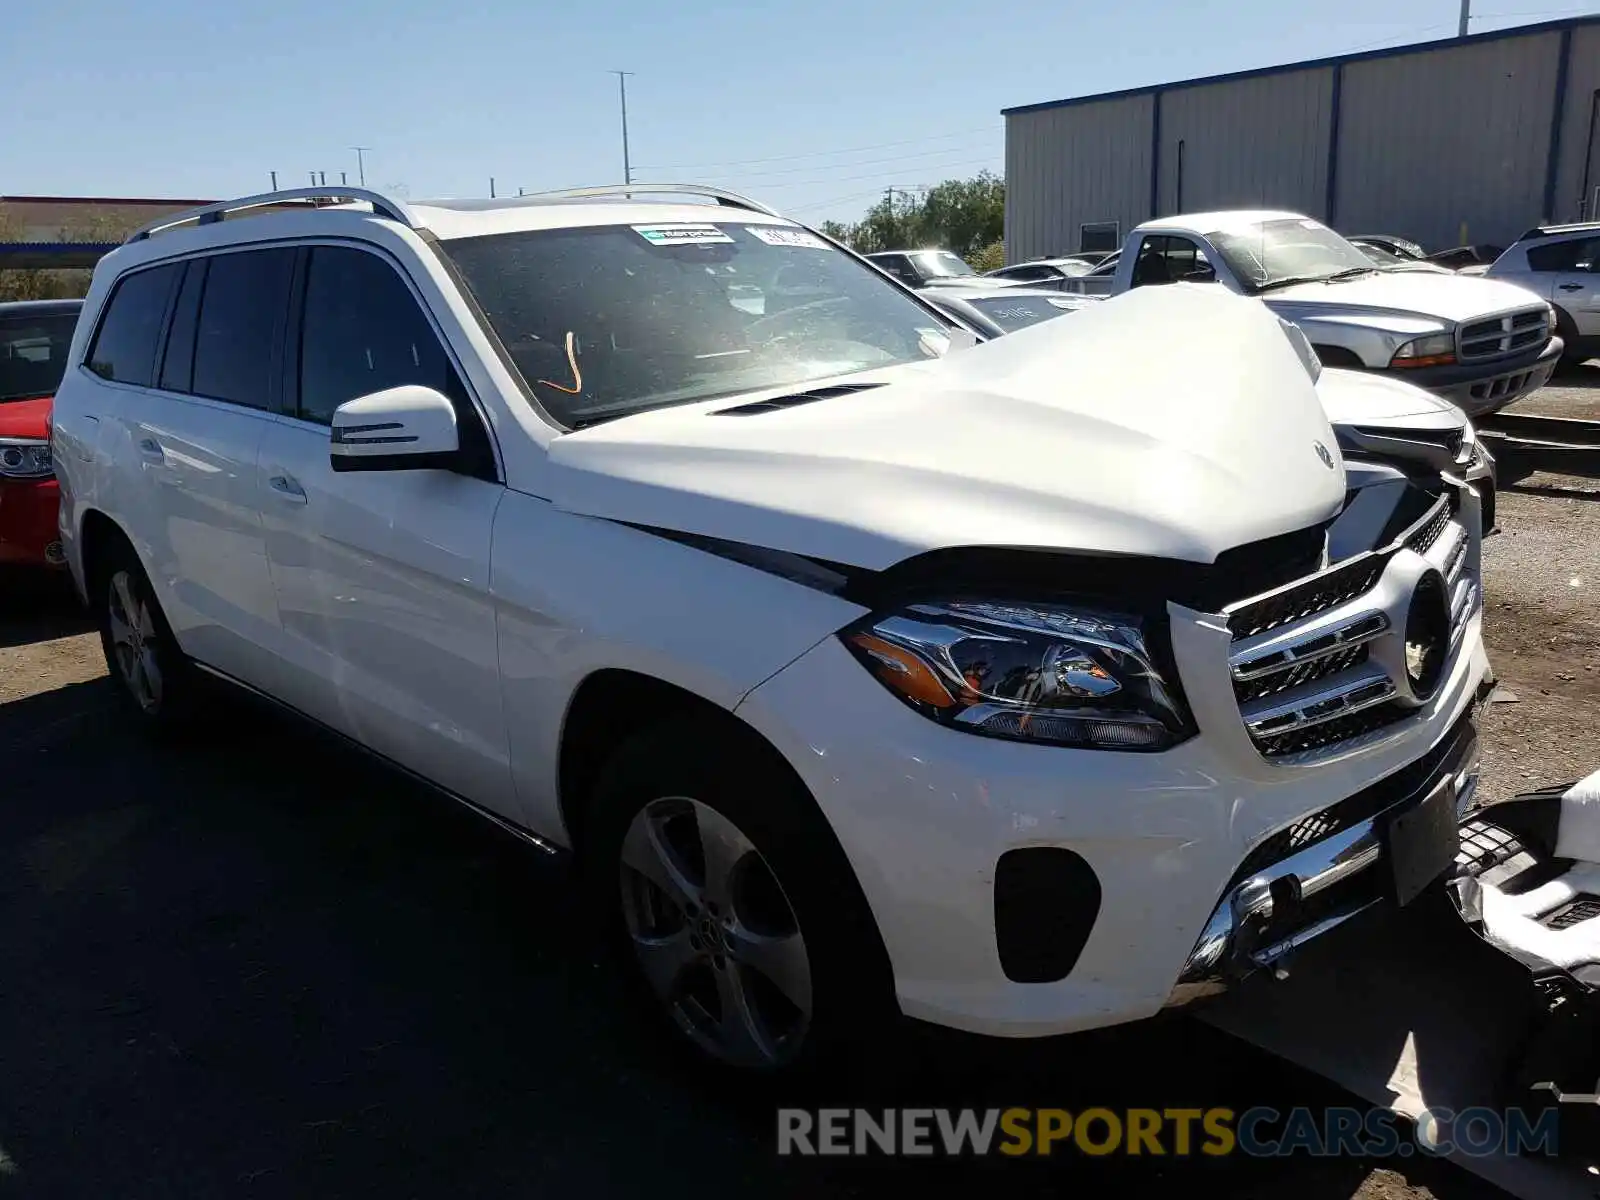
0 438 52 480
841 600 1192 751
1390 333 1456 368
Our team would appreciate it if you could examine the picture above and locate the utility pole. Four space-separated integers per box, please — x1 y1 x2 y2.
270 170 278 190
611 70 634 185
490 177 497 198
341 171 348 185
351 147 372 186
1458 0 1470 37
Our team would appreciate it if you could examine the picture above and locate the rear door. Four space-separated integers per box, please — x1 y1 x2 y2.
1549 236 1600 339
86 253 288 688
256 242 513 814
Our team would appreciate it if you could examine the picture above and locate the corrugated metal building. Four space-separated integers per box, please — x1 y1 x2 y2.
1002 15 1600 261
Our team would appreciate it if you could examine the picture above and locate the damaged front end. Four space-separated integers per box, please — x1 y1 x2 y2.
1169 421 1493 1007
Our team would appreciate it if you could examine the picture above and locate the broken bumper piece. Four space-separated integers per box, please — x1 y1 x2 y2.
1167 711 1482 1007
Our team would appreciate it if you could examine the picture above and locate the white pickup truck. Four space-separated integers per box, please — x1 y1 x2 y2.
1068 210 1562 417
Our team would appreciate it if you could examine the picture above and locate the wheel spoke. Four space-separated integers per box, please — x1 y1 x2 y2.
692 804 757 911
620 809 703 915
713 962 779 1066
631 928 699 1001
111 574 139 631
139 649 163 706
727 924 812 1012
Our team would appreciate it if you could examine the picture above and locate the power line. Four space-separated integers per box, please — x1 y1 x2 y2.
635 124 999 172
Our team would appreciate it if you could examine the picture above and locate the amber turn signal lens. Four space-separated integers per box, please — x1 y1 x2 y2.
845 632 957 709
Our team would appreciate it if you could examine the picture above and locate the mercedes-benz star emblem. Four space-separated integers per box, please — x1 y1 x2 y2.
1314 441 1335 469
1402 570 1450 703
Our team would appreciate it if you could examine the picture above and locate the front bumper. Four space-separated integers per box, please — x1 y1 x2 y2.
734 530 1491 1039
0 477 64 567
1166 708 1481 1007
1391 336 1562 417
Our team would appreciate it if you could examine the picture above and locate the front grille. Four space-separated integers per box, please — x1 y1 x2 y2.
1469 369 1533 403
1226 555 1383 639
1225 491 1478 760
1254 703 1412 757
1234 643 1369 703
1458 307 1548 362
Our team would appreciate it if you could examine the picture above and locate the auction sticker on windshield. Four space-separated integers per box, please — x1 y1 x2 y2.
632 224 735 245
745 226 828 249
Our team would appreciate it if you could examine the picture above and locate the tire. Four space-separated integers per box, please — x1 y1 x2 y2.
1553 307 1589 368
582 716 898 1084
93 538 205 735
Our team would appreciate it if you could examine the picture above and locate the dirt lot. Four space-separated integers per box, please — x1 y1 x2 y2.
0 366 1596 1200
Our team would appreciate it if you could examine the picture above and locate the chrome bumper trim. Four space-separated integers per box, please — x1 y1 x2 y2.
1166 726 1480 1008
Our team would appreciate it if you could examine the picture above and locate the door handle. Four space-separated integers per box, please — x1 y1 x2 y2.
1558 283 1584 291
268 473 308 503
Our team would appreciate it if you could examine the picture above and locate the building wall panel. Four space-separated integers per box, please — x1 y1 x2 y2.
1004 95 1152 262
1156 68 1335 219
1334 32 1561 247
1551 24 1600 222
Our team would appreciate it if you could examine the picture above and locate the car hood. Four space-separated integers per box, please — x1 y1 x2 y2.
0 396 51 440
1314 367 1465 427
1263 270 1546 325
546 285 1346 573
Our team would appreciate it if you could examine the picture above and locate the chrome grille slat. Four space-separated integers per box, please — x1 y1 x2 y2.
1457 307 1550 362
1224 490 1476 760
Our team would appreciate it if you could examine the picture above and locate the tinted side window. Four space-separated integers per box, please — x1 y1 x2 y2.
158 259 206 394
297 246 452 425
193 248 296 410
1527 240 1586 272
85 264 181 386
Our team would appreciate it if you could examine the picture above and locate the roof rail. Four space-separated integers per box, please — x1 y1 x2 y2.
501 183 784 219
124 186 420 243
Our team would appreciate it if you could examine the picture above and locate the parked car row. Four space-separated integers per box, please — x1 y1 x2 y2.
940 210 1569 417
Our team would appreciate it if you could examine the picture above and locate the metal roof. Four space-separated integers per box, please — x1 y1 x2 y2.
1001 13 1600 117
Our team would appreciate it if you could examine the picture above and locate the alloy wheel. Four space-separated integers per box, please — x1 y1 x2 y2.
106 569 163 713
618 796 813 1068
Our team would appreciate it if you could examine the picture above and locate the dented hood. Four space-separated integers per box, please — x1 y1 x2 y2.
546 285 1348 572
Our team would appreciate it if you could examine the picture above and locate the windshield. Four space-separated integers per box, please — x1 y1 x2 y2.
967 295 1079 333
912 250 975 278
442 222 953 427
0 312 78 402
1207 218 1376 290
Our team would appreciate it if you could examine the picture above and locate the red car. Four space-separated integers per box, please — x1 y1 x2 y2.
1 299 82 568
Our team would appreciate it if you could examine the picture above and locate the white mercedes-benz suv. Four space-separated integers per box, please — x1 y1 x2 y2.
51 185 1491 1075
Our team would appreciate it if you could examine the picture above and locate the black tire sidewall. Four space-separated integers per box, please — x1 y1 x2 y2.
94 541 197 732
582 717 899 1086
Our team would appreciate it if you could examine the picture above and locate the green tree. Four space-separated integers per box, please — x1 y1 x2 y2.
813 173 1005 267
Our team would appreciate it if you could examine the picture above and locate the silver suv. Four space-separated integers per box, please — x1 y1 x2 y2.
1486 222 1600 365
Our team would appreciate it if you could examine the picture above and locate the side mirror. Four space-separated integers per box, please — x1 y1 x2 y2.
329 385 459 473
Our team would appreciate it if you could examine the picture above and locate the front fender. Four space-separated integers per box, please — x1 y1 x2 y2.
490 489 866 842
1269 305 1449 368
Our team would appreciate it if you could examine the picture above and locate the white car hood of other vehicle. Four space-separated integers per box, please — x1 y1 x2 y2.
546 285 1347 573
1314 366 1467 428
1264 270 1545 325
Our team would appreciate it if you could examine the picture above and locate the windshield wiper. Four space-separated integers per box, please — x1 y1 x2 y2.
1326 266 1378 281
1250 274 1335 294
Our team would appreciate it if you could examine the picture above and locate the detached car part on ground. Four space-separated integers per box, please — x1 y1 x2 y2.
54 184 1492 1079
0 299 81 569
1099 211 1562 418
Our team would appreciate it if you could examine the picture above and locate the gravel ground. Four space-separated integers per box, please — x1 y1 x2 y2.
2 369 1598 1199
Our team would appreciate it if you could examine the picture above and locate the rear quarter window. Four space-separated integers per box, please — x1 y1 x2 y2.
85 264 182 387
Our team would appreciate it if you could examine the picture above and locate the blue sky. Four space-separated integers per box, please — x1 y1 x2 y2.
5 0 1597 224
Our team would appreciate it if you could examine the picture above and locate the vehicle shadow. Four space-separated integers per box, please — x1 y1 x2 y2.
0 696 1506 1199
0 569 93 649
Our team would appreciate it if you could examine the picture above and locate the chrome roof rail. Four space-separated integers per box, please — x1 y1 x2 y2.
480 183 784 219
124 187 420 243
